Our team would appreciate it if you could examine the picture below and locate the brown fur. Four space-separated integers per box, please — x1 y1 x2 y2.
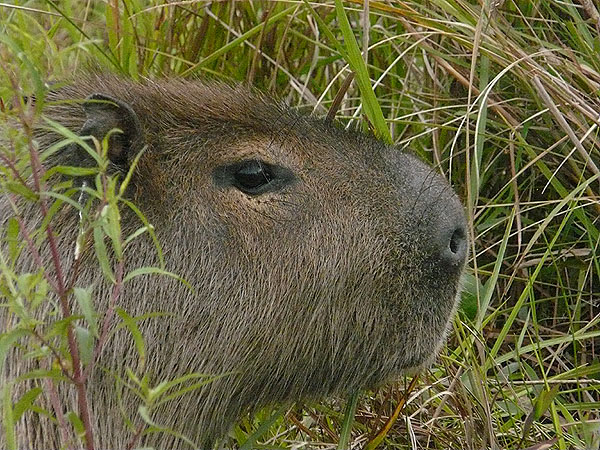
1 74 467 449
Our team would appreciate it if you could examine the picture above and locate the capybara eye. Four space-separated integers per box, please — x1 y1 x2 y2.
233 160 273 193
213 159 294 195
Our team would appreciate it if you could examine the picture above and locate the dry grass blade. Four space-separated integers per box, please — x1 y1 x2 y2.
363 376 419 450
531 75 600 179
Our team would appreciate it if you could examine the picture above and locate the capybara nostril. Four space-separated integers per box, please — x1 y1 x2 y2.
446 225 467 266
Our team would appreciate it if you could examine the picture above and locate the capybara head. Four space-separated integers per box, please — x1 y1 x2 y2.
3 74 467 448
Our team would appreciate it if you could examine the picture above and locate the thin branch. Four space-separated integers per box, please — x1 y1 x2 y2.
45 378 76 450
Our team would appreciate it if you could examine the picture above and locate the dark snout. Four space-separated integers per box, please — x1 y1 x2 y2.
414 164 467 274
386 151 468 274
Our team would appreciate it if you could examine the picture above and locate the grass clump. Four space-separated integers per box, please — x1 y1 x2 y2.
1 1 599 449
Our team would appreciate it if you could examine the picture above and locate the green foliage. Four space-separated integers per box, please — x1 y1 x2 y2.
1 0 599 449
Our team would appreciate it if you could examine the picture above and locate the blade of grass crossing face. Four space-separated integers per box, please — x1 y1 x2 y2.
334 0 391 144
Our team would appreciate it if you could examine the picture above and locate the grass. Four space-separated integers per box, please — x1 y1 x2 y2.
1 0 599 449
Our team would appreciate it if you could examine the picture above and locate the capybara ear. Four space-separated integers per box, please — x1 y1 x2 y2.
79 93 144 169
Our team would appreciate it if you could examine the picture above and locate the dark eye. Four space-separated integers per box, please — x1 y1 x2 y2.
213 159 295 196
233 160 273 192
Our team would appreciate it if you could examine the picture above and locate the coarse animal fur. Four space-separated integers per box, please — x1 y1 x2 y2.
1 74 467 449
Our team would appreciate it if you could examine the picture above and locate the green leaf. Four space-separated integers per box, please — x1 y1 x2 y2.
42 117 104 167
155 372 232 407
2 382 16 450
93 225 115 283
15 368 69 384
39 136 76 164
38 190 83 243
12 387 42 422
535 385 561 420
135 406 198 449
121 199 164 268
116 308 146 372
147 381 169 404
138 405 155 426
74 287 98 337
123 226 152 248
67 410 86 439
75 325 95 367
47 315 83 339
43 165 98 178
6 217 21 262
5 181 38 202
99 202 123 261
523 385 561 441
123 267 189 289
0 328 30 374
119 145 148 196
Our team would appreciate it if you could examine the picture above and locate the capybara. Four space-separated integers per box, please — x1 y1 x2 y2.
1 74 467 449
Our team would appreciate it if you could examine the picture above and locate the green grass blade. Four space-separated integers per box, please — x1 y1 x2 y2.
181 5 298 77
334 0 391 143
239 403 288 450
338 390 360 450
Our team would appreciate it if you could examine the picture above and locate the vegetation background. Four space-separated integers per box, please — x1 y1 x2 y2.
1 0 599 449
